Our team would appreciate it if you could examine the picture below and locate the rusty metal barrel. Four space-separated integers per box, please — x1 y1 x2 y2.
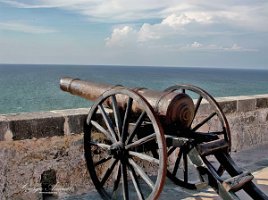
60 77 195 128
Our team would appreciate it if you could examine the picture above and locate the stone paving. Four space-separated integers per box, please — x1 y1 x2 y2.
61 144 268 200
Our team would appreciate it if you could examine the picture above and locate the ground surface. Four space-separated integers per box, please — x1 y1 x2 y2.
60 144 268 200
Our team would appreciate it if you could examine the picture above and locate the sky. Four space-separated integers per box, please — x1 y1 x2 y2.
0 0 268 68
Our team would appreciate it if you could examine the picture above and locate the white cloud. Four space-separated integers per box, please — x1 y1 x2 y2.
161 14 192 27
104 15 259 53
105 26 258 53
191 42 203 48
181 42 258 52
0 0 87 8
104 6 262 53
0 21 57 34
2 0 268 32
161 12 212 28
138 23 163 42
0 0 170 22
229 43 241 51
0 0 264 65
107 12 214 45
223 43 257 52
105 26 137 47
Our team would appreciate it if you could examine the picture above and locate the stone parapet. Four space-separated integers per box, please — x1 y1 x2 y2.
0 108 88 141
1 95 268 144
215 94 268 114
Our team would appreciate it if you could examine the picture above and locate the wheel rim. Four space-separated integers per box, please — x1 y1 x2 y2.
84 88 167 200
164 84 231 189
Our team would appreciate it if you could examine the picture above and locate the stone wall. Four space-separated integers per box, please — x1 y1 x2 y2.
0 94 268 199
215 94 268 151
0 108 90 199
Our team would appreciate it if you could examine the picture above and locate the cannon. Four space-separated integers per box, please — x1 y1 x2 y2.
60 77 268 200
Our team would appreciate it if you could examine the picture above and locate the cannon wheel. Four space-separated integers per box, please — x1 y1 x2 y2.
84 88 167 200
164 84 231 189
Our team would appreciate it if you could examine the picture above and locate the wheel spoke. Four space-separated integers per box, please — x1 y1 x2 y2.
126 111 146 145
192 112 217 131
172 149 183 176
194 95 203 116
121 162 129 200
128 163 145 200
183 152 188 183
125 133 156 150
122 97 133 143
89 141 110 149
98 104 118 142
167 147 176 156
129 151 160 164
129 159 155 190
100 159 118 186
111 95 122 139
94 156 112 167
91 120 115 143
190 95 203 126
112 165 121 197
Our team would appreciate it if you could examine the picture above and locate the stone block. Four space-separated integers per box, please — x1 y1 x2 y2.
0 120 8 141
256 97 268 109
218 100 237 114
67 114 87 134
255 109 268 123
237 98 256 112
0 147 9 199
226 115 242 151
198 98 237 116
260 124 268 142
10 117 65 140
52 108 88 115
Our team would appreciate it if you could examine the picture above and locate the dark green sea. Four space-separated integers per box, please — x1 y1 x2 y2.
0 64 268 114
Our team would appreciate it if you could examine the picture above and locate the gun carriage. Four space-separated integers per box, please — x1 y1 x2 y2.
60 77 267 200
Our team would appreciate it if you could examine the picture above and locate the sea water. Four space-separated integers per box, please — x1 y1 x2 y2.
0 64 267 114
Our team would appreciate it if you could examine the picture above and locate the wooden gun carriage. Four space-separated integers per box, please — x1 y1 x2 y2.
60 77 268 200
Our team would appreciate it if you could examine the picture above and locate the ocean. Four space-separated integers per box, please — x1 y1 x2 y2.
0 64 268 114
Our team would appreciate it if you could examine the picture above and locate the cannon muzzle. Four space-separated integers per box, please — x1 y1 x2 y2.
60 77 122 101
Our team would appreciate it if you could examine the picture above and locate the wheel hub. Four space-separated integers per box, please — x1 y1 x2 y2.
109 141 127 159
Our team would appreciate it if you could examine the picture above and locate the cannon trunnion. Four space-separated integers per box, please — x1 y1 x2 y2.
60 77 267 200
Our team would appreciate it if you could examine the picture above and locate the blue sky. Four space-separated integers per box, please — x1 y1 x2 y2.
0 0 268 68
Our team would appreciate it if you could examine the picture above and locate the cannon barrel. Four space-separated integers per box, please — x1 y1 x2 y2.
60 77 195 128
